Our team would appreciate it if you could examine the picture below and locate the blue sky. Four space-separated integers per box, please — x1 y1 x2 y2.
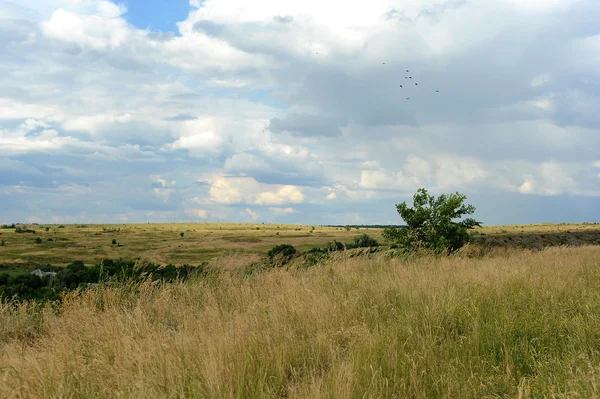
0 0 599 225
122 0 190 33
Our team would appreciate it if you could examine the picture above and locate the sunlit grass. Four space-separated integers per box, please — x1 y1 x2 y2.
0 223 382 266
1 246 600 398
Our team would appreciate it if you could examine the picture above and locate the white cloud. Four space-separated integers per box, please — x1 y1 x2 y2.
208 177 243 204
1 0 600 224
154 188 173 203
163 132 227 156
41 9 129 50
186 208 209 218
518 174 536 194
255 185 304 205
268 207 296 215
62 113 132 134
244 208 259 221
205 176 305 205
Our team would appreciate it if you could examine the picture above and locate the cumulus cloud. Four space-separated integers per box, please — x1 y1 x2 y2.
1 0 599 224
268 207 296 215
204 176 305 206
186 208 209 218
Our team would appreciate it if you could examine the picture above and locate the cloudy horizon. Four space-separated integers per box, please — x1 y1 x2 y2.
1 0 599 226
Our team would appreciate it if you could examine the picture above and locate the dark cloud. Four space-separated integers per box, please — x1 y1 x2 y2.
193 20 226 37
163 114 198 121
269 113 347 137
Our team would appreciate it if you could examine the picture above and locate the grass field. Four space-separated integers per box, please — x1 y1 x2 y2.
2 245 600 397
0 223 386 266
2 222 600 397
1 222 599 267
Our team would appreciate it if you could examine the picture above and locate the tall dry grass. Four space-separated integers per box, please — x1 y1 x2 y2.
2 246 600 398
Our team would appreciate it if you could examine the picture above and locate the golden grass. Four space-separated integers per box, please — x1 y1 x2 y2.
2 246 600 398
2 222 598 267
0 223 383 266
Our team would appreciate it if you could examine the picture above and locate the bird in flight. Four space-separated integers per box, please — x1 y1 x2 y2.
436 90 439 92
399 85 403 88
406 70 409 72
415 83 418 86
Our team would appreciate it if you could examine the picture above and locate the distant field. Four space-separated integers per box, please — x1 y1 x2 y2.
0 222 599 267
0 223 386 266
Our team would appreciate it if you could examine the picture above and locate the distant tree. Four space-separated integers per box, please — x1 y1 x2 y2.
35 237 43 244
112 239 117 245
346 234 379 249
383 188 481 254
180 232 184 238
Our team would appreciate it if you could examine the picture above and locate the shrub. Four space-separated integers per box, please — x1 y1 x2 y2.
383 188 481 254
45 227 50 232
1 224 15 229
15 227 36 234
112 239 117 245
0 240 4 246
303 248 328 266
326 240 345 252
180 232 184 238
267 244 297 267
346 234 379 249
35 237 43 244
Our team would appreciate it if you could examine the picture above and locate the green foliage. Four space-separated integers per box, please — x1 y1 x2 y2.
180 232 184 238
0 259 206 302
383 188 481 254
344 225 352 231
326 240 345 252
1 224 15 229
15 227 36 234
112 239 117 245
35 237 43 244
267 244 297 267
303 248 329 266
346 234 380 249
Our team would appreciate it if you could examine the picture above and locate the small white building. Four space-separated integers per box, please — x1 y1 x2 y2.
31 269 57 278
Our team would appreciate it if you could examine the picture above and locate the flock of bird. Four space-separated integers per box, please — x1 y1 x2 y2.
384 64 440 100
314 53 440 100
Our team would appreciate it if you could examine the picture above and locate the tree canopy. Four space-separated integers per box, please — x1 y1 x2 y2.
383 188 481 254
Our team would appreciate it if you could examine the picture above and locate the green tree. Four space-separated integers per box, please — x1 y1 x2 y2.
383 188 481 254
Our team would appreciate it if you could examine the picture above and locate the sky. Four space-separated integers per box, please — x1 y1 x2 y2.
0 0 599 226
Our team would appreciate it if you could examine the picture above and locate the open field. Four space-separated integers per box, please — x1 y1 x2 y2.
1 222 599 267
2 246 600 397
0 223 386 267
